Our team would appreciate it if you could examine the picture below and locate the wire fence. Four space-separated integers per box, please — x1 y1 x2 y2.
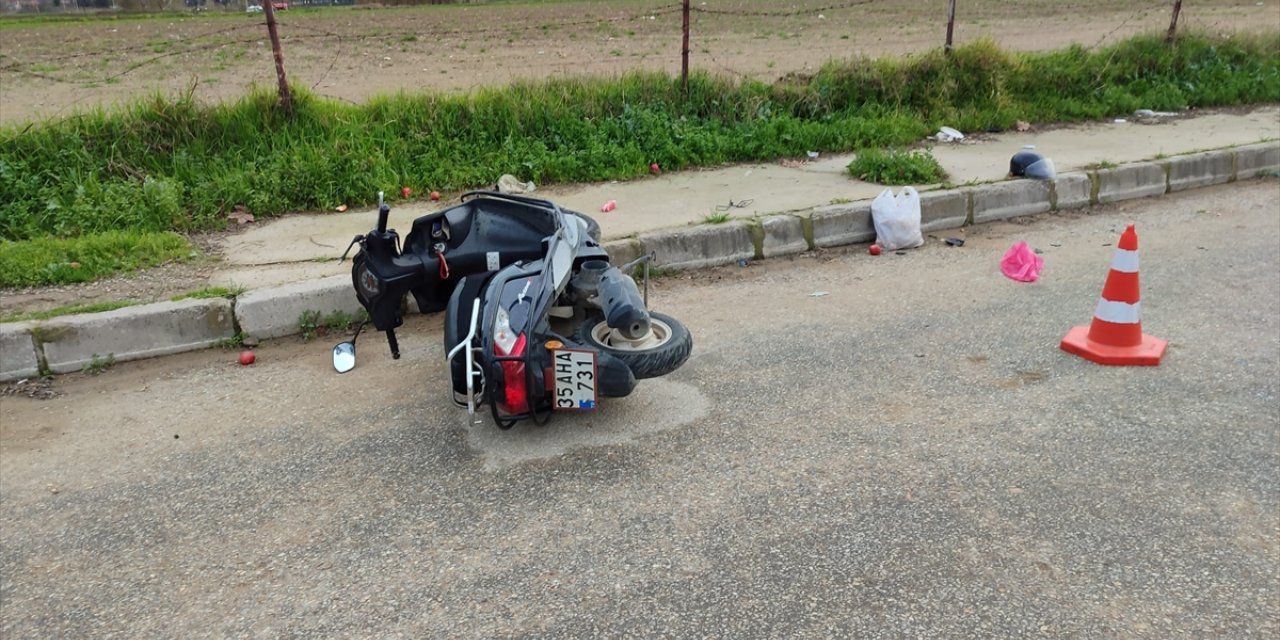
0 0 1255 115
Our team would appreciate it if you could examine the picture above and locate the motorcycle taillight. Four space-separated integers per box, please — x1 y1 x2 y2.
496 333 528 414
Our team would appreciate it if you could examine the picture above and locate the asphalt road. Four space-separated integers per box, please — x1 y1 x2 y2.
2 181 1277 638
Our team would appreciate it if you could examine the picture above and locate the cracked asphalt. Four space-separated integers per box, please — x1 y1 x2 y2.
2 181 1277 638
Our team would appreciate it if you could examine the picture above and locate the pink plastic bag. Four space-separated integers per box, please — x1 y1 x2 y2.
1001 241 1043 282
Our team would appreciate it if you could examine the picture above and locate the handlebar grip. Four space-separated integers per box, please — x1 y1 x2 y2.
377 204 391 235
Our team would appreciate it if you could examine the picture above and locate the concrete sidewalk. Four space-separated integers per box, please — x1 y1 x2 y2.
1 107 1278 381
214 106 1280 287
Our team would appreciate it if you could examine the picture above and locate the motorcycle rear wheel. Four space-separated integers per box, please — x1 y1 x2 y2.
575 311 692 380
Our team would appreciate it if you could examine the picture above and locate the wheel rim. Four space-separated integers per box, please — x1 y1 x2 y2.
590 317 673 352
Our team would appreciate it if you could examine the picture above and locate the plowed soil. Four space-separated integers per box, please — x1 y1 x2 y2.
1 0 1276 124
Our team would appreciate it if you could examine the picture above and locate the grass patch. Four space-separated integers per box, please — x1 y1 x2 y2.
0 231 190 288
298 308 364 341
171 283 245 301
848 147 947 185
1 299 139 323
0 31 1277 283
702 212 732 224
215 331 248 350
81 353 116 375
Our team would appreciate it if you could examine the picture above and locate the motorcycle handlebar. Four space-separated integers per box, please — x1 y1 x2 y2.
377 204 390 235
376 191 390 234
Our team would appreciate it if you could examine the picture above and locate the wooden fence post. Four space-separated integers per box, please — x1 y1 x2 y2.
945 0 958 54
682 0 691 93
262 1 294 114
1166 0 1183 44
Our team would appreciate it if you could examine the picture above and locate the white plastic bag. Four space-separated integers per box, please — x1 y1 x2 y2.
871 186 924 251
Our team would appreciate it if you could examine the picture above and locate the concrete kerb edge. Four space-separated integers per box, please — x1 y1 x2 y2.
234 274 364 341
1 146 1249 381
0 322 41 381
639 220 755 271
1232 140 1280 179
36 298 236 375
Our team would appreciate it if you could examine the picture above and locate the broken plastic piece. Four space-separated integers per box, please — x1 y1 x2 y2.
945 237 965 247
496 174 536 194
600 200 617 213
936 126 965 142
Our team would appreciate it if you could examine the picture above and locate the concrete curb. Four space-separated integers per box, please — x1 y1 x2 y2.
1163 149 1235 192
811 201 874 249
1 141 1275 381
1052 173 1093 211
38 299 235 375
235 274 364 341
1095 162 1168 204
759 215 809 258
640 221 755 270
1 322 40 381
1236 141 1280 178
970 180 1051 225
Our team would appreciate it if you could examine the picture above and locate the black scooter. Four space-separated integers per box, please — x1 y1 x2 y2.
333 191 692 428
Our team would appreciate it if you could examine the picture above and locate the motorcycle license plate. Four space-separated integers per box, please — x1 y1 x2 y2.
551 349 597 411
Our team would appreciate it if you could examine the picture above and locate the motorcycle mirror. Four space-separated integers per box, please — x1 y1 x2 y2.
332 341 356 373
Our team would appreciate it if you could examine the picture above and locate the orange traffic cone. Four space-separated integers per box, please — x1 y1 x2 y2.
1060 224 1166 365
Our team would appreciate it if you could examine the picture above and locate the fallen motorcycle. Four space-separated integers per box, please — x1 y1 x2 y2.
333 190 693 428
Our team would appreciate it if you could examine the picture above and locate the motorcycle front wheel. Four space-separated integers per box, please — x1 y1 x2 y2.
575 311 692 380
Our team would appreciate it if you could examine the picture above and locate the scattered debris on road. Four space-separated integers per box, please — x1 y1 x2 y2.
2 377 61 400
227 205 255 225
936 126 965 143
496 174 536 194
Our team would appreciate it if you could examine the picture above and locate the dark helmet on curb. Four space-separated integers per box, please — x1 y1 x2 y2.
1010 146 1056 179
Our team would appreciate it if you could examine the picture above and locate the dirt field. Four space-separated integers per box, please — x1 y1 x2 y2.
1 0 1277 125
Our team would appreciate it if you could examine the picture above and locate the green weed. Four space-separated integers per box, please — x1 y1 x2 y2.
170 283 245 301
215 331 247 350
81 353 115 375
298 308 363 341
299 310 322 341
1 300 138 323
702 212 732 224
848 148 947 185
